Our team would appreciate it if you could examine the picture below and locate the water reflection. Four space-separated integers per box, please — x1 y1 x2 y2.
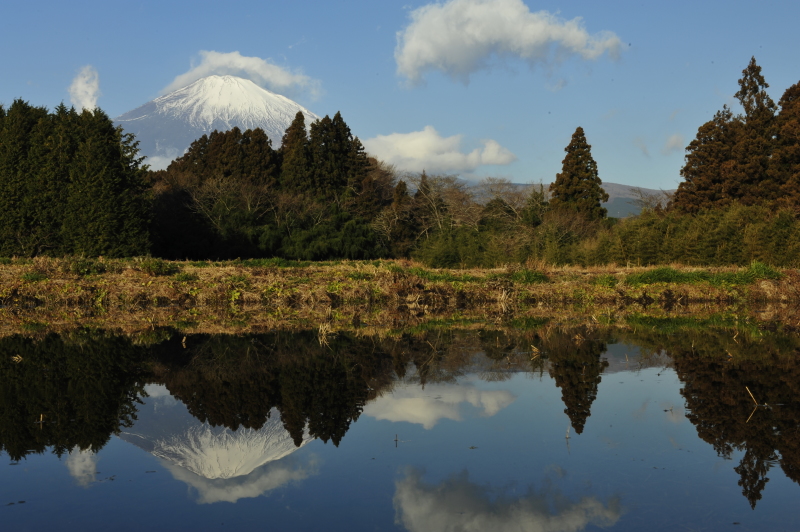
2 323 800 513
364 381 515 429
119 384 316 503
393 468 621 532
65 446 99 487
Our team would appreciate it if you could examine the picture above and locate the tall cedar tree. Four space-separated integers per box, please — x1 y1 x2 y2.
549 127 608 220
0 100 49 256
729 57 778 203
279 111 310 191
672 57 779 212
775 82 800 205
61 109 150 256
671 107 741 213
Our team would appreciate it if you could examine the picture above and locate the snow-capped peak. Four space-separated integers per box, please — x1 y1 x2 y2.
115 75 319 170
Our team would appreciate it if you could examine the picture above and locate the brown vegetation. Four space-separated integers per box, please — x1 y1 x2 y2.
1 257 799 338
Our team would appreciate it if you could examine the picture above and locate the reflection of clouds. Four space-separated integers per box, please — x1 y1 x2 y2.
163 456 318 504
394 469 621 532
65 446 98 487
364 384 515 429
143 383 174 398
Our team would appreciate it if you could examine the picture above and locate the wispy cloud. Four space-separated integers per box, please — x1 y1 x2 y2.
634 137 650 158
395 0 623 85
394 468 622 532
162 51 321 99
363 126 516 174
662 134 685 155
68 65 100 111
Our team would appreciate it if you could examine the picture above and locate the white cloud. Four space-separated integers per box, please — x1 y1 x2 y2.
363 383 515 429
163 456 317 504
68 65 100 111
66 446 98 487
395 0 623 85
662 134 685 155
394 468 622 532
363 126 516 174
162 51 321 98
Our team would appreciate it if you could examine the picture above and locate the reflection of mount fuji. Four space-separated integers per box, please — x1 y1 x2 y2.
119 384 313 480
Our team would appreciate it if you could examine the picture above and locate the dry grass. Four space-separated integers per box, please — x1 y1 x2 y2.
0 257 798 338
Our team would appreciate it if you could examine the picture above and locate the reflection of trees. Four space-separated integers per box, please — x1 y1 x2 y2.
542 328 609 434
673 346 800 509
619 324 800 509
0 331 147 460
151 331 396 447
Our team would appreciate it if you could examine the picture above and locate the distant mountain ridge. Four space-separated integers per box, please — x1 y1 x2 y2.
115 75 319 170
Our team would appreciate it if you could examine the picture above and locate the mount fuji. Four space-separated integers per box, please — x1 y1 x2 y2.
116 384 316 503
115 75 319 170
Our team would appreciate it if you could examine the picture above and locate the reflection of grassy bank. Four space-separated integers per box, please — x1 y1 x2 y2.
1 257 799 337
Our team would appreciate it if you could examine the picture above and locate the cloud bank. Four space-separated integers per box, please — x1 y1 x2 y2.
394 468 622 532
363 126 516 174
364 383 515 429
395 0 623 85
68 65 100 111
163 51 321 98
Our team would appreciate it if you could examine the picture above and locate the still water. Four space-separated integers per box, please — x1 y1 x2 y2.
1 325 798 530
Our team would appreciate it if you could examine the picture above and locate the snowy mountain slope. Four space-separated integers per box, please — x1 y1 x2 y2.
115 75 319 170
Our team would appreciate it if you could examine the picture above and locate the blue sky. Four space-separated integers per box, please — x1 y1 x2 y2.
2 0 798 190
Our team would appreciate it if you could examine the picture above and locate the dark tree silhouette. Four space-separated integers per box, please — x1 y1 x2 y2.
549 127 608 220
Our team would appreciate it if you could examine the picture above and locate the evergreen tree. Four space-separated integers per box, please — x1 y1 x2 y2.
279 111 311 191
775 82 800 204
548 127 608 220
0 100 49 256
729 57 778 203
61 109 150 256
671 107 741 213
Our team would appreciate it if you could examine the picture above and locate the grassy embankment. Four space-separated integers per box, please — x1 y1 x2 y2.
0 256 797 337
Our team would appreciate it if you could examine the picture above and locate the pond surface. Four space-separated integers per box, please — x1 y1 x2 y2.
1 325 799 530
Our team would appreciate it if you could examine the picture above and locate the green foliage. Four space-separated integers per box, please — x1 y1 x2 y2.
509 269 549 284
387 264 481 283
138 257 178 276
21 271 47 282
65 256 106 276
0 101 149 257
173 272 199 282
591 274 619 288
548 127 609 220
347 272 374 281
625 262 781 287
672 57 783 213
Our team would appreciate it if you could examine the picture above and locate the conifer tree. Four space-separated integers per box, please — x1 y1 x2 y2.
0 100 49 255
61 109 149 256
549 127 608 220
279 111 310 191
671 107 741 213
774 82 800 205
729 57 778 203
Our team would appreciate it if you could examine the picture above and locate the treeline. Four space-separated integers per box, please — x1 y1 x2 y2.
2 56 798 266
0 101 150 257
